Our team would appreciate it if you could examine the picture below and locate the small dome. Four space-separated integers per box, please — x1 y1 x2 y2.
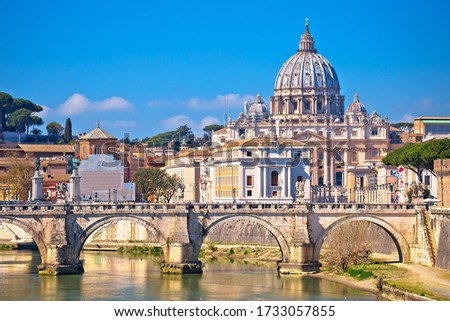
245 94 269 122
346 93 367 114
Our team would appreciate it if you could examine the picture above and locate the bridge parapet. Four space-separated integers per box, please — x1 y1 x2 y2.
70 203 189 215
309 203 416 212
0 203 67 214
430 207 450 215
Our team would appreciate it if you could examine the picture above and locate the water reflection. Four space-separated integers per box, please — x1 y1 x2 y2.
0 250 376 301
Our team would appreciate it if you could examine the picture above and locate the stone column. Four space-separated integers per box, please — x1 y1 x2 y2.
287 167 292 198
262 167 267 197
31 171 43 201
69 169 81 203
330 150 335 186
343 148 348 187
348 172 355 202
324 148 329 186
259 166 264 198
238 165 244 200
311 148 318 186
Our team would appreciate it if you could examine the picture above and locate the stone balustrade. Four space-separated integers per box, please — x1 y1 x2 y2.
0 201 420 215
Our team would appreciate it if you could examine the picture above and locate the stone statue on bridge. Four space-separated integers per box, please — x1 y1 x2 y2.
56 182 68 202
34 158 40 172
72 158 80 171
410 181 418 196
295 178 305 202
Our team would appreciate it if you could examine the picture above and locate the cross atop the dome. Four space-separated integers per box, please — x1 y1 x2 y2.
305 17 309 26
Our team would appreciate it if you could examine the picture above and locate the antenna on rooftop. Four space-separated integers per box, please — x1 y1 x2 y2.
223 95 228 126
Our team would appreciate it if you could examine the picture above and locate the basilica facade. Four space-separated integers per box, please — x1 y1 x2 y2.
207 21 392 203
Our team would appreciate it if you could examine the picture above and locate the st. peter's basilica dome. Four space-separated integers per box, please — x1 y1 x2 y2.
274 21 340 92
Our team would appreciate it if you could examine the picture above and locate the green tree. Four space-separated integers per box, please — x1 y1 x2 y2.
203 124 224 134
6 108 38 142
134 168 166 200
11 98 43 113
0 92 44 132
31 128 42 136
0 92 13 131
202 124 224 144
161 174 182 203
46 121 64 139
64 118 73 143
146 125 197 151
134 168 182 202
382 139 450 182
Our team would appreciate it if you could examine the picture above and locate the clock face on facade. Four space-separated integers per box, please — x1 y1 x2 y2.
238 118 246 126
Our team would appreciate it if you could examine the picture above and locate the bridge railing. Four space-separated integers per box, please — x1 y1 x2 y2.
70 202 190 213
0 201 419 214
0 203 62 213
429 206 450 215
308 203 416 211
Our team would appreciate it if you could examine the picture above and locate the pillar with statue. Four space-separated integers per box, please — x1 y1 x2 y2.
31 159 43 201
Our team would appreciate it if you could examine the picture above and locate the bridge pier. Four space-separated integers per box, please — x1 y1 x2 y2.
160 243 202 274
38 245 84 275
277 244 320 274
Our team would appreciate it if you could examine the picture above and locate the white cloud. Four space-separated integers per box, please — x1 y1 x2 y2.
392 113 415 124
162 115 195 129
92 96 133 111
161 115 222 136
58 93 90 115
186 93 254 110
146 93 255 110
57 93 133 116
199 116 220 129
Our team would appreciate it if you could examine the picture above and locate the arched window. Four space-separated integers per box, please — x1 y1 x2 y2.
271 171 279 186
352 151 358 163
83 146 87 157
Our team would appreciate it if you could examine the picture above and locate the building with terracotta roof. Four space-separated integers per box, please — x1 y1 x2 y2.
78 121 117 160
77 123 135 201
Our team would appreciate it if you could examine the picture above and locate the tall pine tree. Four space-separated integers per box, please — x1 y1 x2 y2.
64 118 72 143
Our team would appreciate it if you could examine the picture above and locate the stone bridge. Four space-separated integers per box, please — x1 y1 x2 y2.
0 202 433 275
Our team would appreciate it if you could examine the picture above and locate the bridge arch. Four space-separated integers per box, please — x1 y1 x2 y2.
195 214 291 262
0 217 47 263
76 215 169 260
313 214 410 263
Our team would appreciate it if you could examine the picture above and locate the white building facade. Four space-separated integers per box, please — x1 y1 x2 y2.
202 138 310 204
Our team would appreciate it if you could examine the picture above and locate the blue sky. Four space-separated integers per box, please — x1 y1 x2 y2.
1 0 450 140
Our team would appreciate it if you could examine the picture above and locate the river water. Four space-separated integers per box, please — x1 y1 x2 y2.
0 249 376 301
